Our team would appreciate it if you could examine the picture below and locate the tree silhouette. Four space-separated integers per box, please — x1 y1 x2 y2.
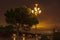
3 25 14 37
4 6 39 40
0 25 14 37
5 9 16 24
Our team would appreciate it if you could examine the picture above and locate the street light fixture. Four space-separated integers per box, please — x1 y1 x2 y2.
32 4 41 16
32 4 41 40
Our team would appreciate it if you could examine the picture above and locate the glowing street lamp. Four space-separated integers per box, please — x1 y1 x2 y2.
32 4 41 16
32 4 41 40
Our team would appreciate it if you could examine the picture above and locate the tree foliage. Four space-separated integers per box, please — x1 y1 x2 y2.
4 6 39 40
0 25 14 37
5 6 39 30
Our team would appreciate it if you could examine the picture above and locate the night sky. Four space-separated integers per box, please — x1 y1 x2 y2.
0 0 60 29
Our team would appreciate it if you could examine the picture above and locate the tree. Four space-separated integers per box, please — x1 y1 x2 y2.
4 6 39 40
0 25 14 37
5 9 16 24
5 25 14 36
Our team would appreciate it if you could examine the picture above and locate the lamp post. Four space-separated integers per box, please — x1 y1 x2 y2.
32 4 41 40
32 4 41 16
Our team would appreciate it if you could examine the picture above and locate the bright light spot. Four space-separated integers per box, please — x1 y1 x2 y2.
32 10 34 13
38 8 40 10
34 7 38 12
31 21 55 29
32 22 49 29
39 10 41 14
